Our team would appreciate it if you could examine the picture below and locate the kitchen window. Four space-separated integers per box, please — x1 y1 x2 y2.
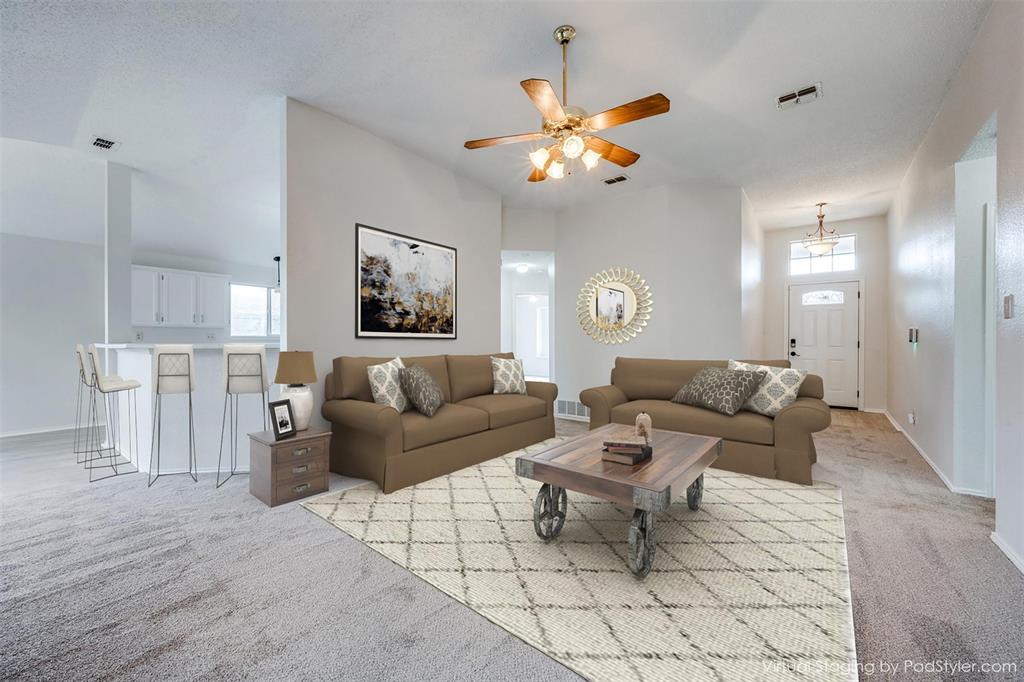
230 283 280 337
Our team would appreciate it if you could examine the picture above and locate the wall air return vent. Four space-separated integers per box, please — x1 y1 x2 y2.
602 174 630 185
91 136 121 151
557 399 590 421
777 82 823 110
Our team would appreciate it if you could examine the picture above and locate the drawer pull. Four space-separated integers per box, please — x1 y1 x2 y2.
292 464 310 475
293 483 310 494
293 447 310 458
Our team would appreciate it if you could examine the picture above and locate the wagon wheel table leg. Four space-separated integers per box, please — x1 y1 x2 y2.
687 473 704 511
627 509 656 577
533 483 567 540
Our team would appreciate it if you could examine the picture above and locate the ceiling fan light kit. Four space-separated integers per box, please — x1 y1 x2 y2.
802 202 840 255
464 25 670 183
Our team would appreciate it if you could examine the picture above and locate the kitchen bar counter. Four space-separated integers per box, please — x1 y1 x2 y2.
99 343 282 476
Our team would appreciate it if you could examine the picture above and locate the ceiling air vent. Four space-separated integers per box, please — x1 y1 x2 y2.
91 136 121 151
777 82 823 110
603 174 629 185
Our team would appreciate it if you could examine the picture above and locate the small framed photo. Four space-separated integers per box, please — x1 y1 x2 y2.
268 399 296 440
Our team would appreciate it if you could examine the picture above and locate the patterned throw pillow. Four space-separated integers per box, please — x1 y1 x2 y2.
399 364 444 417
491 356 527 395
367 357 409 413
671 366 766 417
728 360 808 417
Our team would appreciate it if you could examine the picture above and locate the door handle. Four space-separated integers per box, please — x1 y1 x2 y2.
790 351 800 357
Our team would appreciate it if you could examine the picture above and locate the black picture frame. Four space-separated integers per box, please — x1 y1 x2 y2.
268 399 296 441
356 223 457 339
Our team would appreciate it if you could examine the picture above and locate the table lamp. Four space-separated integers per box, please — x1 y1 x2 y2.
275 351 317 431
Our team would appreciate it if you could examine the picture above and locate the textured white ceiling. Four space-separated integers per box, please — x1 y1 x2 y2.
0 1 990 256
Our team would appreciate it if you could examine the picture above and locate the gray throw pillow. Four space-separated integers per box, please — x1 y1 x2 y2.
367 357 408 413
672 366 766 416
728 360 807 417
399 364 444 417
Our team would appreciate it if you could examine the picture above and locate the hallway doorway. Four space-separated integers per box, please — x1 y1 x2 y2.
500 251 554 382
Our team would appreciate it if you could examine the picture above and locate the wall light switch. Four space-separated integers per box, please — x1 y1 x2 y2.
908 411 916 425
912 328 919 343
1004 294 1014 319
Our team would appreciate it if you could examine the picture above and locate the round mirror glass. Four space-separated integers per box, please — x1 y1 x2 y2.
577 268 653 344
589 282 637 330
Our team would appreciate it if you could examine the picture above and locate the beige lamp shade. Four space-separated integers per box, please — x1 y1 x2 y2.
274 351 317 385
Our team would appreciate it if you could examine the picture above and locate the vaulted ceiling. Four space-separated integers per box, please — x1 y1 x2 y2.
0 1 989 262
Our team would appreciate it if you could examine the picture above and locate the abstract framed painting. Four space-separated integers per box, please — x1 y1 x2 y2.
356 224 457 338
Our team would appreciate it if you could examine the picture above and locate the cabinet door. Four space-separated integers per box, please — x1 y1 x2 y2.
131 268 162 326
163 272 197 326
197 275 229 327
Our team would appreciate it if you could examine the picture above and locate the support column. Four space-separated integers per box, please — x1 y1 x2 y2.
104 162 132 344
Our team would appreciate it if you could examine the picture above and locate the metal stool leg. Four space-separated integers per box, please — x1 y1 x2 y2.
216 393 231 488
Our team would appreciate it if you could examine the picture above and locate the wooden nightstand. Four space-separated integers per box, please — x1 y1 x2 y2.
249 428 330 507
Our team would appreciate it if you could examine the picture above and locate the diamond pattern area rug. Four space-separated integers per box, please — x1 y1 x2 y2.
303 439 856 681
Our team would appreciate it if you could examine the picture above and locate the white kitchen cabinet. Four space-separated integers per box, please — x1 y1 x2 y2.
197 275 229 328
131 268 162 326
130 266 231 329
162 271 197 326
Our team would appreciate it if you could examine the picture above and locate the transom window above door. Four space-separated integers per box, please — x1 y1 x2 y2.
789 235 856 275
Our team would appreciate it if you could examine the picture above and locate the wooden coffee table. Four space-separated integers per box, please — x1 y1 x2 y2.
515 423 722 577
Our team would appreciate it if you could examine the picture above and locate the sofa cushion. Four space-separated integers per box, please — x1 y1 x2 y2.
401 403 489 451
728 360 807 417
491 356 527 394
610 399 775 445
458 394 546 429
333 355 451 403
367 358 409 413
447 352 513 403
672 367 765 416
400 364 445 417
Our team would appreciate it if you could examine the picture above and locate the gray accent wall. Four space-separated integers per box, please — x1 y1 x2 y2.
283 99 502 430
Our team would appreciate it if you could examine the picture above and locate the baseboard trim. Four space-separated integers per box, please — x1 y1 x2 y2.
991 532 1024 576
0 424 105 439
880 410 989 498
555 415 589 423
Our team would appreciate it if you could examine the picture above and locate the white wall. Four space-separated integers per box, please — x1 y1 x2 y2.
952 156 997 495
886 1 1024 571
283 99 502 429
501 207 556 252
0 234 105 435
554 183 744 402
740 190 765 358
764 216 889 410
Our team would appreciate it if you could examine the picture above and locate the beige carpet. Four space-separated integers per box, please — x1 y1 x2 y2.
303 438 856 681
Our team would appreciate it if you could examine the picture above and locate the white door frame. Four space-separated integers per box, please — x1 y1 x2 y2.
511 291 550 380
783 276 865 411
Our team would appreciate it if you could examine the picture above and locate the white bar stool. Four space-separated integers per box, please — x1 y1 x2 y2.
217 344 269 488
150 344 198 487
73 345 94 464
85 345 141 482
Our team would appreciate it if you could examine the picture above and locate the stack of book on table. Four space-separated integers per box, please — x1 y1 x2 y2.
602 436 653 465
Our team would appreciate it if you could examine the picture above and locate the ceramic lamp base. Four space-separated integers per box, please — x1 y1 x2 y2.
280 385 313 431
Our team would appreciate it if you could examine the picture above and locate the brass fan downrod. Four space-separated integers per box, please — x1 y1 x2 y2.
553 25 576 105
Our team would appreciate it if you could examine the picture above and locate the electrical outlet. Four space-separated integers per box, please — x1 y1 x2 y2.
907 412 916 425
206 333 216 341
135 331 143 341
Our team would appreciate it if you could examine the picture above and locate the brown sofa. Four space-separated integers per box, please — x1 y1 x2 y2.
322 353 557 493
580 358 830 485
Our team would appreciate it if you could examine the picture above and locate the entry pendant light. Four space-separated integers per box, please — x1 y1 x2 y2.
802 202 839 255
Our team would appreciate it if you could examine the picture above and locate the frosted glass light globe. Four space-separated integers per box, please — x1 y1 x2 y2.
561 135 585 159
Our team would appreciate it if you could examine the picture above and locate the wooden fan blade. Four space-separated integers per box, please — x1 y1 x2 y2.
585 93 670 131
521 79 566 122
464 132 546 149
528 167 547 182
586 136 640 167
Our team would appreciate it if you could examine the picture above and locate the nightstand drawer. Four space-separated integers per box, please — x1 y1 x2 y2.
275 474 327 505
275 457 326 484
273 440 325 466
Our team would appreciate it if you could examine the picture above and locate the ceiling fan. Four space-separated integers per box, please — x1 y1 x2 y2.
464 25 670 182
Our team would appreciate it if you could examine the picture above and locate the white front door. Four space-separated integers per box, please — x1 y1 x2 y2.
788 282 860 407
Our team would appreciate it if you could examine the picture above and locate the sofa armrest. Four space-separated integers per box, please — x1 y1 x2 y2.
774 397 831 437
772 397 831 484
321 399 401 437
579 384 628 428
526 381 558 416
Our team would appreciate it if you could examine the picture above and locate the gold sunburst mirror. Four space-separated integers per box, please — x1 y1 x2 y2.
576 267 653 344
